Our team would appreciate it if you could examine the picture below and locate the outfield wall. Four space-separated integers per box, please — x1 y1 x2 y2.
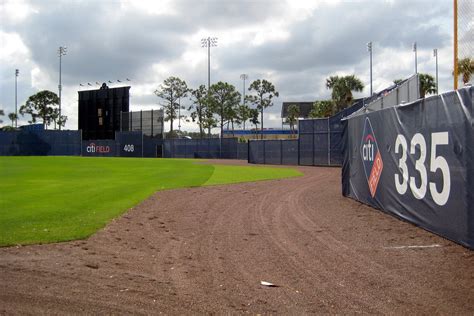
0 130 82 156
342 86 474 249
0 130 247 159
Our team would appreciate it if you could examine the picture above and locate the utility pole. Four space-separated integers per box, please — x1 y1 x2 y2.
367 42 373 96
15 69 19 128
413 42 418 74
433 48 439 94
58 46 67 130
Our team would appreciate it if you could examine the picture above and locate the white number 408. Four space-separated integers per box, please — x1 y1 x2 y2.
123 144 135 152
394 132 451 206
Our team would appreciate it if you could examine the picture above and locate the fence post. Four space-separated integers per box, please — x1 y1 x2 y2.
280 140 283 165
263 140 266 164
327 119 331 166
247 140 250 163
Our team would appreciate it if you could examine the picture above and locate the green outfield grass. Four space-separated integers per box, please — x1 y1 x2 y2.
0 157 301 246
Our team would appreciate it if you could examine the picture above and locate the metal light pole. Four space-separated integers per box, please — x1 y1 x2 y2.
433 48 439 94
367 42 373 96
201 37 218 91
240 74 248 104
58 46 67 130
178 96 181 133
413 42 417 74
15 69 19 128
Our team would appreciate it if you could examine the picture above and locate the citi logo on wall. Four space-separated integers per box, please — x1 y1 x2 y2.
86 143 111 153
360 117 384 198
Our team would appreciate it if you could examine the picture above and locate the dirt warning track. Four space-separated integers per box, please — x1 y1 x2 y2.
1 162 473 314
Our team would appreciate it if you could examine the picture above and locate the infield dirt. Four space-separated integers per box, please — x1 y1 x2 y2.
1 161 473 314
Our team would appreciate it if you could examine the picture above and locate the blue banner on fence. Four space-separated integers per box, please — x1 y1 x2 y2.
116 131 143 157
342 87 474 249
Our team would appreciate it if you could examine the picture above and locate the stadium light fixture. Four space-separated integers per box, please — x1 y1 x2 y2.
201 37 218 90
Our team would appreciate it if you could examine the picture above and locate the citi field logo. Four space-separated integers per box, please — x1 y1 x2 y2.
360 118 383 198
86 143 111 153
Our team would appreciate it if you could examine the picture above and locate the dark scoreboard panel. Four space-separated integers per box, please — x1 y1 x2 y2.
78 84 130 140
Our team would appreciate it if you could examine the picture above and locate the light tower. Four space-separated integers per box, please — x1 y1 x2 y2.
58 46 67 130
201 37 218 90
15 69 19 128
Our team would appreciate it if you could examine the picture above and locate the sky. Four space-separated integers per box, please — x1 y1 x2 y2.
0 0 470 131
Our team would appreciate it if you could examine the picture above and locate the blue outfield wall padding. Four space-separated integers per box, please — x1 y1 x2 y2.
116 131 143 157
161 138 246 159
0 130 81 156
342 86 474 249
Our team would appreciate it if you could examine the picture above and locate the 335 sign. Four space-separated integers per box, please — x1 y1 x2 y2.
394 132 451 206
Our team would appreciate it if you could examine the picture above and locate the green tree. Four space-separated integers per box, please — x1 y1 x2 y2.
0 109 4 124
49 108 68 130
249 108 260 139
326 75 364 113
285 104 300 134
208 81 241 138
188 85 208 138
393 79 404 85
19 90 59 129
419 73 436 98
236 104 252 130
309 100 334 118
154 76 188 135
246 79 279 139
457 57 474 85
8 113 17 127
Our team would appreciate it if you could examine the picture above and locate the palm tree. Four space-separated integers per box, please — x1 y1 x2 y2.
418 73 436 98
8 113 17 127
457 57 474 85
285 104 300 134
326 75 364 113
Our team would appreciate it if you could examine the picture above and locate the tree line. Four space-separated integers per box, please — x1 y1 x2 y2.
154 77 278 139
1 90 67 131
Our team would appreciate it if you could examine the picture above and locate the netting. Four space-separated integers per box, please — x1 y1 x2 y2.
456 0 473 86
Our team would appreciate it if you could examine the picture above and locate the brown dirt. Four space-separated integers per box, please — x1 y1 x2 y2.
1 161 473 314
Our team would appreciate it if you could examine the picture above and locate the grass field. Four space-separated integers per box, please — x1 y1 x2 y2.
0 157 301 246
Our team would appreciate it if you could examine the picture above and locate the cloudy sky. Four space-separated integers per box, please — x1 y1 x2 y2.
0 0 469 131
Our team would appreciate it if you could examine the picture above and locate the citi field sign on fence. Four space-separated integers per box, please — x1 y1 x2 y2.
342 87 474 249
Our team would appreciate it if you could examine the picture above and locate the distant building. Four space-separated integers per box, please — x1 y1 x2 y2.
222 129 297 140
281 102 315 119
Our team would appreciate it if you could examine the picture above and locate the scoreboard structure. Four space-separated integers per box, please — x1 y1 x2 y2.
78 83 130 140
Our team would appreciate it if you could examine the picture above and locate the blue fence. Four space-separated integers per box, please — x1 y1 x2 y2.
0 130 82 156
248 140 299 165
0 130 246 160
249 98 367 166
163 138 247 159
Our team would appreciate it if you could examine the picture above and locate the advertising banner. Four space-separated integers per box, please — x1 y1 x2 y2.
82 140 116 157
342 87 473 248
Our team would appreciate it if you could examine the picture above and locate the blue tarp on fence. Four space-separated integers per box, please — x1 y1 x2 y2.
342 87 474 249
0 130 81 156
